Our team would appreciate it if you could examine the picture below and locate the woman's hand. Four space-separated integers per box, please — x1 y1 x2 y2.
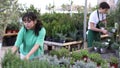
11 46 18 54
24 55 30 60
24 44 40 60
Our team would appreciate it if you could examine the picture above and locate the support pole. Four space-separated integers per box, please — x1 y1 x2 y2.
83 0 87 49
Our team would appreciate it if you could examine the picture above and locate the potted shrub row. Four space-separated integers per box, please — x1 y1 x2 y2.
92 41 109 54
109 56 119 68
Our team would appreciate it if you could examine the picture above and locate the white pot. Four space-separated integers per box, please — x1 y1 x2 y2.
93 47 99 52
112 28 116 33
100 48 107 54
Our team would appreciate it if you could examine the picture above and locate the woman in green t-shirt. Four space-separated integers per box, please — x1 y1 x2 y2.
12 12 46 60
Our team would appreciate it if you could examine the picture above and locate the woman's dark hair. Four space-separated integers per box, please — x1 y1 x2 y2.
99 2 110 9
22 12 43 36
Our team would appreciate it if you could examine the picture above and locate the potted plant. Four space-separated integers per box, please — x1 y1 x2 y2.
99 42 109 54
71 51 82 61
88 53 101 61
92 41 101 52
79 49 89 62
88 53 104 67
111 42 119 57
49 49 58 57
5 24 13 34
56 33 67 43
101 60 109 68
50 48 69 59
85 61 97 68
11 22 20 33
95 57 105 67
68 30 78 41
5 22 19 34
74 60 86 68
109 56 119 68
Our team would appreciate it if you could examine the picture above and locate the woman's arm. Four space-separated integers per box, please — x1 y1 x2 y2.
25 28 46 60
25 44 40 60
11 46 18 54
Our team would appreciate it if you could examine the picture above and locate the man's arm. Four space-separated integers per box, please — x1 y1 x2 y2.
90 22 108 34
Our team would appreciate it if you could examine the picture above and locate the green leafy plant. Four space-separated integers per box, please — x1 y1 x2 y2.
42 13 84 41
80 49 89 57
109 56 119 64
71 51 82 61
85 61 97 68
93 41 109 52
101 60 109 68
58 48 70 58
70 58 75 65
49 49 58 56
101 42 109 48
95 57 105 66
88 53 101 61
79 49 89 62
111 42 119 50
74 61 86 68
2 49 21 67
2 49 66 68
56 33 67 43
68 29 82 41
92 41 102 48
59 58 70 68
89 53 106 66
50 48 69 59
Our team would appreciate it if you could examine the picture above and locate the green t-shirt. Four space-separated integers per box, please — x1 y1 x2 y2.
15 26 46 59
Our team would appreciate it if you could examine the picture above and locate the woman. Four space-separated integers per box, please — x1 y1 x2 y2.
12 12 46 60
87 2 110 47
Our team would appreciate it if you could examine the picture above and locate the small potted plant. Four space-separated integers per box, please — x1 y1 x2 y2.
99 42 109 54
12 22 19 33
50 48 69 59
74 60 86 68
109 56 118 68
71 51 82 61
49 49 58 57
111 42 119 57
85 61 97 68
92 41 101 52
88 53 101 61
95 57 105 67
80 49 89 62
5 24 13 33
56 33 67 43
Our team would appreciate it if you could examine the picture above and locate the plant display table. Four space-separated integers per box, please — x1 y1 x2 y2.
44 34 111 51
44 40 83 51
3 33 17 37
101 34 109 38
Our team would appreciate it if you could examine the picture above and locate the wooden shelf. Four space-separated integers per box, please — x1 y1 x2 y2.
44 40 82 47
44 40 83 50
101 34 109 38
3 33 18 37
